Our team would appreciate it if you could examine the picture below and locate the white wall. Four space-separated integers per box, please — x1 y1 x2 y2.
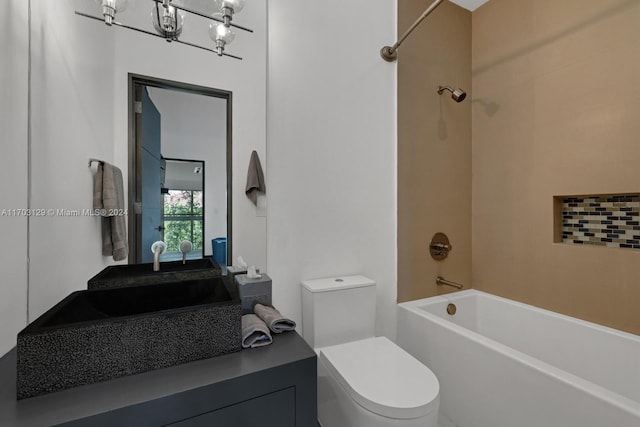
112 0 267 270
149 88 228 254
0 0 29 357
28 0 267 319
5 0 396 358
266 1 398 339
29 0 117 319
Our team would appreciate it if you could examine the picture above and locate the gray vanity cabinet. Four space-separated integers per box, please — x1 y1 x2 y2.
167 387 296 427
0 332 317 427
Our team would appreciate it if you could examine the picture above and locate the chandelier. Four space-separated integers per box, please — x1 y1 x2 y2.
76 0 253 60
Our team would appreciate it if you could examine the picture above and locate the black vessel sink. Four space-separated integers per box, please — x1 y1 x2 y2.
88 258 222 290
17 278 241 399
43 278 231 326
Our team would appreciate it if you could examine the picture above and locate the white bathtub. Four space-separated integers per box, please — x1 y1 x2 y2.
397 290 640 427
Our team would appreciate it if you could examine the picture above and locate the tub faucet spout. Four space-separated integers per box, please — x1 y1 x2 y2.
436 276 464 289
151 241 167 272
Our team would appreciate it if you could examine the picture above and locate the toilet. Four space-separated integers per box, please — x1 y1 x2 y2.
301 275 440 427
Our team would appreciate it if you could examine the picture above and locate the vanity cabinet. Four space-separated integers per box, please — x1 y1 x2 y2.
167 387 296 427
0 332 317 427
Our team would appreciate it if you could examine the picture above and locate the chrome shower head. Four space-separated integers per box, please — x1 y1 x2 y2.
438 85 467 103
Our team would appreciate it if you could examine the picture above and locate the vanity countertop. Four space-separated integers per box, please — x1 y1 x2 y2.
0 331 317 427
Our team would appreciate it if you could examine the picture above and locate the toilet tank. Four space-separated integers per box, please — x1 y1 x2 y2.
301 275 376 349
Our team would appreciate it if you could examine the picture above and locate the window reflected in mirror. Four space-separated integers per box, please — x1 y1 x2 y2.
161 158 205 260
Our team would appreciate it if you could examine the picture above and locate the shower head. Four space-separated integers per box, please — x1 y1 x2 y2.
438 86 467 103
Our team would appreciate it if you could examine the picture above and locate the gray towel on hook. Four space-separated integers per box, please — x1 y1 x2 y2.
253 303 297 334
242 314 273 348
245 150 265 205
93 162 128 261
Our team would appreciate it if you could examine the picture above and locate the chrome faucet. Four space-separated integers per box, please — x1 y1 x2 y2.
151 241 167 272
179 240 193 264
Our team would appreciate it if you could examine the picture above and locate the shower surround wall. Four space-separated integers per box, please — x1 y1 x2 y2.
472 0 640 334
397 0 472 302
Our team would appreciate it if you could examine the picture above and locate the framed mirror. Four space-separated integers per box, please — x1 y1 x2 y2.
128 74 232 265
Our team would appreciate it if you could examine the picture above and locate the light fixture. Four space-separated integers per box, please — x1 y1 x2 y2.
209 13 235 56
77 0 253 60
151 2 184 41
94 0 128 26
215 0 245 25
208 0 246 57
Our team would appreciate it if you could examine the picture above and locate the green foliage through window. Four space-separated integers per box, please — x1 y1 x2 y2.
163 190 203 252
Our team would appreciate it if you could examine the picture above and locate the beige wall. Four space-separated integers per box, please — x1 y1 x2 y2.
472 0 640 334
398 1 472 302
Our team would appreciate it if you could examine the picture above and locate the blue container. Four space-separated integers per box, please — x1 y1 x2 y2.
212 237 227 266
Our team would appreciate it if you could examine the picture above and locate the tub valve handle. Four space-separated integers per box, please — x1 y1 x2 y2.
431 242 451 253
429 232 452 260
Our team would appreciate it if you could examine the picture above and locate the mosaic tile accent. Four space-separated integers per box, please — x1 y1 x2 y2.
561 195 640 249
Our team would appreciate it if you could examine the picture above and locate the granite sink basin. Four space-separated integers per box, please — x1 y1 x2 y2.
87 258 222 290
17 277 241 399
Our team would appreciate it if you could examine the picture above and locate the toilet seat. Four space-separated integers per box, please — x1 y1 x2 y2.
319 336 439 420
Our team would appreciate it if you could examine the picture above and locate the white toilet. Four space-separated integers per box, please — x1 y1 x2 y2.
301 275 440 427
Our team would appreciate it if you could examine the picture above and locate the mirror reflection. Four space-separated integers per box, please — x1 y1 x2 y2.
160 158 204 261
129 75 232 266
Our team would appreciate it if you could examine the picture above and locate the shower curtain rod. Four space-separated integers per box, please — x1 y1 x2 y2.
380 0 445 62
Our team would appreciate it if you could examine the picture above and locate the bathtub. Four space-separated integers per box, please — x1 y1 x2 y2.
397 290 640 427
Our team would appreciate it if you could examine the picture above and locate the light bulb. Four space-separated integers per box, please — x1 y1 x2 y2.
209 15 235 56
209 20 235 45
151 3 185 40
215 0 245 14
214 23 235 44
95 0 128 25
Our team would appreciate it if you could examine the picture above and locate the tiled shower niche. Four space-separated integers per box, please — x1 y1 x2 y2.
556 194 640 249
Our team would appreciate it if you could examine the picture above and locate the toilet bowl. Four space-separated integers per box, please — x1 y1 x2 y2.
301 276 440 427
318 336 440 426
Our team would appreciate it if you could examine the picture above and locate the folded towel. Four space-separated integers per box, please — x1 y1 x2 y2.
245 150 265 205
242 314 273 348
93 162 128 261
253 303 297 334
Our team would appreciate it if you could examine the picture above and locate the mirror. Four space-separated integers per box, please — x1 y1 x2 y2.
18 0 266 328
128 74 232 265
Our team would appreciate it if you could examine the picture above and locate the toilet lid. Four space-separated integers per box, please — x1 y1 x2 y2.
319 336 439 420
